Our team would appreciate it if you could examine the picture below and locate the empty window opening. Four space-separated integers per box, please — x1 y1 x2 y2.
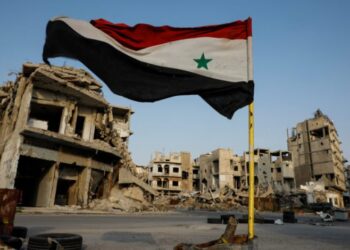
28 102 63 132
173 181 179 187
271 155 278 162
164 165 170 174
277 168 282 173
259 149 269 155
193 179 200 190
234 176 241 189
173 167 179 173
157 165 162 173
163 178 169 188
75 116 85 137
93 127 103 140
281 152 292 161
324 126 329 136
310 128 323 140
182 171 189 179
213 160 219 173
157 179 162 187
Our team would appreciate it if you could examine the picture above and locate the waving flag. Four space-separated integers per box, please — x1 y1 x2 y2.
43 17 253 118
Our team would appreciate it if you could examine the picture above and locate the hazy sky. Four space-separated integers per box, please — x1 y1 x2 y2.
1 1 349 165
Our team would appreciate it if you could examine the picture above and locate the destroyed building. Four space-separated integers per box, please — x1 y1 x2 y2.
242 148 272 190
288 110 347 207
270 150 296 193
198 148 242 192
148 152 193 194
0 63 156 208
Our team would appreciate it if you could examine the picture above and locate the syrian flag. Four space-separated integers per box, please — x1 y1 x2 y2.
43 17 254 119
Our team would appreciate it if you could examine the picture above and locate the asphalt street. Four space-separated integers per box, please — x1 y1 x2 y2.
14 210 350 250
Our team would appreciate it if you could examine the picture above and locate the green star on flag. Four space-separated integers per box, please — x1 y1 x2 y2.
194 53 212 70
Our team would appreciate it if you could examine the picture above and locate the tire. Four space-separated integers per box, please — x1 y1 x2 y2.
11 226 28 238
28 233 82 250
207 218 222 224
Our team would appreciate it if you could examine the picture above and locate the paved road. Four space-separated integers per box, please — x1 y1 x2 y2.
14 210 350 250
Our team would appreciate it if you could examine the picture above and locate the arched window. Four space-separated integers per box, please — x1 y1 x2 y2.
157 165 163 173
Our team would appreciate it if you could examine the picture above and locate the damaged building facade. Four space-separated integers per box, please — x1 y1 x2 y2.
288 110 347 207
148 148 296 196
197 148 242 192
148 152 193 194
242 148 272 190
241 148 296 195
270 150 296 193
0 63 138 207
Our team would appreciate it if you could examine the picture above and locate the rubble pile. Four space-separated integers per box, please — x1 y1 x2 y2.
88 185 152 212
152 187 247 212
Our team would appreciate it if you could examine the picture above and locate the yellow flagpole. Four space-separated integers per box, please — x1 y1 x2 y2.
248 102 255 239
246 18 255 240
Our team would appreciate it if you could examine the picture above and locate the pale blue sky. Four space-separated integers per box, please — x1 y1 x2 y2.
1 1 349 165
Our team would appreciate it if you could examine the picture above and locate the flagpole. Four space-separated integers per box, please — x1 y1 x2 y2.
246 18 255 240
248 102 255 239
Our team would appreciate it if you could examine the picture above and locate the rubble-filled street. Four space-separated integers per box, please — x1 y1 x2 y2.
14 210 350 250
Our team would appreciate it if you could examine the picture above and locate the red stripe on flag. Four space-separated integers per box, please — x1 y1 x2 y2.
90 18 252 51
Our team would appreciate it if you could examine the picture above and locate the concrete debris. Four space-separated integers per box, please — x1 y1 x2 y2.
152 190 247 212
88 185 152 212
